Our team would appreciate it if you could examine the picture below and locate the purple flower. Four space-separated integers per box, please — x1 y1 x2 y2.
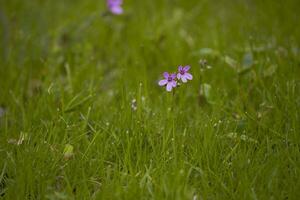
158 72 177 92
177 65 193 83
107 0 123 15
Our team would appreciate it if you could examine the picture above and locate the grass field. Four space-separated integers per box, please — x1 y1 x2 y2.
0 0 300 199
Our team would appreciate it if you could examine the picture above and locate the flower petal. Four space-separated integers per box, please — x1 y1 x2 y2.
108 0 123 6
166 83 173 91
185 73 193 80
171 80 177 87
177 73 181 79
178 66 183 71
170 73 176 79
181 76 187 83
163 72 169 79
183 65 190 72
158 79 168 86
110 6 123 14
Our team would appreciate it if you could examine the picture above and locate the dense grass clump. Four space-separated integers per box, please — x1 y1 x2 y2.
0 0 299 199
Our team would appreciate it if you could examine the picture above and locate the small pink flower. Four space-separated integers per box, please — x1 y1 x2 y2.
158 72 177 92
107 0 123 15
177 65 193 83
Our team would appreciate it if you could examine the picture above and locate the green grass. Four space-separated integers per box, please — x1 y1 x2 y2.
0 0 300 199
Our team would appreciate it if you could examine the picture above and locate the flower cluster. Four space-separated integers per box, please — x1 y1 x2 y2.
158 65 193 92
107 0 123 15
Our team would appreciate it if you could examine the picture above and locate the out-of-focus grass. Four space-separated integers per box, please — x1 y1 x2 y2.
0 0 299 199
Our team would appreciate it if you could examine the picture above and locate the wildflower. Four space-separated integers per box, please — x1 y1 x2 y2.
177 65 193 83
158 65 192 92
107 0 123 15
158 72 177 92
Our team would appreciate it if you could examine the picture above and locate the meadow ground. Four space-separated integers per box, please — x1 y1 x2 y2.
0 0 300 199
